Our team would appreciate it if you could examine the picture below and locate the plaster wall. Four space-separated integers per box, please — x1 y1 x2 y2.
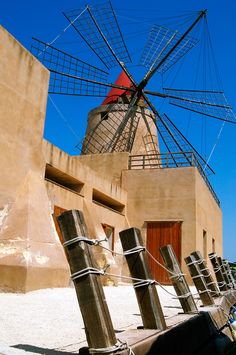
43 141 127 205
195 171 222 261
122 167 222 281
0 27 69 292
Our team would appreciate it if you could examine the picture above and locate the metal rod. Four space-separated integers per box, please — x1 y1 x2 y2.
137 10 207 91
49 69 135 92
63 9 110 70
144 90 232 109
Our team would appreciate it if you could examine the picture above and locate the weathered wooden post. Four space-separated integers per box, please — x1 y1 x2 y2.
223 259 236 289
58 210 129 355
208 253 228 292
218 256 231 289
119 227 166 330
185 255 214 306
191 251 220 297
160 245 198 313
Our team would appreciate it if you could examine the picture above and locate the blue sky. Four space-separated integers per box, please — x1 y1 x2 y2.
1 0 236 261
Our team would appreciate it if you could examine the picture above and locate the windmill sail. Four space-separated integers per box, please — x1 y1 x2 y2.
64 1 132 70
31 38 109 96
157 113 214 176
140 24 199 73
163 88 236 123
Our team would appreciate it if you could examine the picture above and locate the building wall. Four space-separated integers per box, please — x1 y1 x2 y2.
122 167 222 280
195 171 222 260
43 141 129 282
0 26 69 292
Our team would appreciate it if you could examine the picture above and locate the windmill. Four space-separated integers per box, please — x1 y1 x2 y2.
31 2 235 180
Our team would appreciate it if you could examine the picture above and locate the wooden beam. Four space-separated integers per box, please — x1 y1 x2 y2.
119 227 166 330
160 245 198 313
191 251 220 297
217 256 231 289
58 210 129 355
208 253 228 292
185 255 214 306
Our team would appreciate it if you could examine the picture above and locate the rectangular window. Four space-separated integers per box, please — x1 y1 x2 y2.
102 224 115 253
212 238 215 253
203 230 207 260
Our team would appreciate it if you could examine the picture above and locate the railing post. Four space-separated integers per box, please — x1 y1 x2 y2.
208 253 228 291
223 259 236 289
185 255 214 306
191 251 220 297
58 210 129 355
217 256 231 289
119 227 166 330
160 245 198 313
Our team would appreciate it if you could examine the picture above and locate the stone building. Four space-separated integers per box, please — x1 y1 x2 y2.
0 26 222 292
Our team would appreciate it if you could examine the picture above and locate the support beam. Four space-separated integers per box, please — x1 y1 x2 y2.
119 227 166 330
160 245 198 313
191 251 220 297
58 209 128 355
217 256 231 289
185 255 214 306
223 259 236 289
208 253 228 291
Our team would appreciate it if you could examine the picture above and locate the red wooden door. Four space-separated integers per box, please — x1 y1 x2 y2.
147 221 182 285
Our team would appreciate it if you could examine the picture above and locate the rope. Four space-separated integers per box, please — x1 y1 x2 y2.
48 95 80 141
133 279 156 288
71 267 104 281
63 236 108 248
38 7 88 56
124 246 146 256
191 274 204 280
89 339 129 354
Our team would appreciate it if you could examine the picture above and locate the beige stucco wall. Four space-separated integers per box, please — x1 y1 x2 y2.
195 171 222 260
122 166 222 281
0 26 69 292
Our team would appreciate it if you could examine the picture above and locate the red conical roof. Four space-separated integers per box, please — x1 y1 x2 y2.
102 71 134 105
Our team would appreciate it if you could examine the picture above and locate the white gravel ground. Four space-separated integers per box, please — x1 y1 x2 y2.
0 285 197 354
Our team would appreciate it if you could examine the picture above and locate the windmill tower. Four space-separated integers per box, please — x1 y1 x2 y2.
82 70 160 156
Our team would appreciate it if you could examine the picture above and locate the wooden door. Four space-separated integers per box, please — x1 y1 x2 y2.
147 221 182 285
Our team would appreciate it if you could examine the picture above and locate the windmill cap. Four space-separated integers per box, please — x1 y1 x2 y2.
102 71 134 105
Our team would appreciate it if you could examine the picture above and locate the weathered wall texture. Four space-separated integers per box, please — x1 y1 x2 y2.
0 27 69 292
122 167 222 280
195 172 222 257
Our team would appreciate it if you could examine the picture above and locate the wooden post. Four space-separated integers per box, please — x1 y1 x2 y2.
223 259 236 289
208 253 228 291
185 255 214 306
191 251 220 297
58 210 128 355
119 227 166 330
218 256 231 289
160 245 198 313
